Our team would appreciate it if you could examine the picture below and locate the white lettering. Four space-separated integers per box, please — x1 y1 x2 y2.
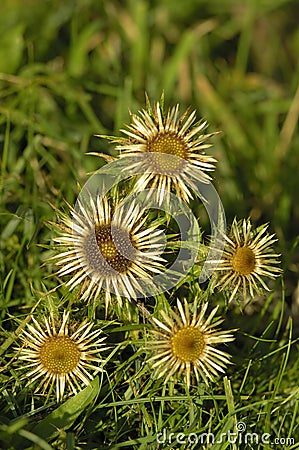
156 428 166 444
176 433 186 444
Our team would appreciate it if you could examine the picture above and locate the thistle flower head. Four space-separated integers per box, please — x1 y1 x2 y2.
113 99 218 204
16 311 107 402
145 299 235 388
213 218 282 302
50 194 166 308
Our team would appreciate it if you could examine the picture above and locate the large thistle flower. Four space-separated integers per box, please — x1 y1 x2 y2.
113 99 217 203
213 218 282 302
146 299 234 388
16 311 107 402
51 195 166 307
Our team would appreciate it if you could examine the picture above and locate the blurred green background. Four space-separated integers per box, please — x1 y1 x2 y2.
0 0 298 312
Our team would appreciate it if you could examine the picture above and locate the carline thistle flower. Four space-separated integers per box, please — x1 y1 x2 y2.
50 194 166 308
146 299 235 388
113 99 218 204
16 311 107 402
212 218 282 302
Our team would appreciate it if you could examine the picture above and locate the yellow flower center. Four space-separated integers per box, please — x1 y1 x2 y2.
148 133 187 173
39 336 81 374
100 241 118 259
171 326 206 362
86 224 137 273
231 246 256 275
150 133 187 158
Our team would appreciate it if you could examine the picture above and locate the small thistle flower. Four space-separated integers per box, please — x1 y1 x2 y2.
113 99 217 203
146 299 234 388
51 195 165 307
213 218 282 302
17 311 107 402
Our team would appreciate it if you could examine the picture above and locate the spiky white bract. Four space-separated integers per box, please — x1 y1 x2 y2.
115 100 217 204
146 299 234 388
213 218 282 302
51 195 166 307
17 311 107 402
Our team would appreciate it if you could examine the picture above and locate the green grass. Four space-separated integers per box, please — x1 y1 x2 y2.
0 0 299 449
